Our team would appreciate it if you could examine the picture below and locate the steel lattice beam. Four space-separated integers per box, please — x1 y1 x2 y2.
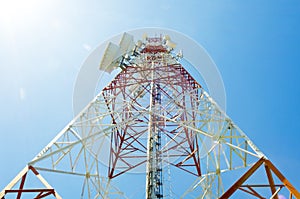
1 32 299 199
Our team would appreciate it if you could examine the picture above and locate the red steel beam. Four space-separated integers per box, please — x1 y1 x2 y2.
265 164 278 199
219 157 265 199
16 172 27 199
264 159 300 198
220 158 300 198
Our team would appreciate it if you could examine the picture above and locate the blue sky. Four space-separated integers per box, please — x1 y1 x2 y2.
0 0 300 197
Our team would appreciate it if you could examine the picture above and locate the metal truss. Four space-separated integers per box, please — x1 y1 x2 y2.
0 165 62 199
220 157 300 198
1 33 298 199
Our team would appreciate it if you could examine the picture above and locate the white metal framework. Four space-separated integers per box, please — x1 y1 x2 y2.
1 32 298 199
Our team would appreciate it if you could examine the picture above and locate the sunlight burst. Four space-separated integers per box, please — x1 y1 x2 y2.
0 0 40 25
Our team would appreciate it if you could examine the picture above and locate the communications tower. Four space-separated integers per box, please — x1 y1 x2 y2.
1 30 299 198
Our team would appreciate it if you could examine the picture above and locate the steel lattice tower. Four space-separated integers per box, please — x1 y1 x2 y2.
1 30 299 199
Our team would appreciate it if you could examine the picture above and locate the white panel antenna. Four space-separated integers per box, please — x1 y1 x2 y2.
142 33 148 41
166 40 177 49
136 40 143 48
99 42 121 73
163 35 171 41
119 32 135 55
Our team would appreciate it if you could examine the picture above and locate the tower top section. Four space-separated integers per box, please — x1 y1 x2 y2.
99 32 181 73
142 34 177 54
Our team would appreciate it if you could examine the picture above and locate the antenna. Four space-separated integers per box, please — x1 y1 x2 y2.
119 32 135 55
165 40 176 50
99 42 121 73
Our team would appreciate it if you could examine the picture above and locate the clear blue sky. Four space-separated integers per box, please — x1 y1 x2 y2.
0 0 300 197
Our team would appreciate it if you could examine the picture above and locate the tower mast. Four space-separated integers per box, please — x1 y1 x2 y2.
146 61 163 199
1 30 299 199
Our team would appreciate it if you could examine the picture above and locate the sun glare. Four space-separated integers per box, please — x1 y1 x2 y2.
0 0 40 26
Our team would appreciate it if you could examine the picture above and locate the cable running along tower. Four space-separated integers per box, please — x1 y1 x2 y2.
1 30 299 199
